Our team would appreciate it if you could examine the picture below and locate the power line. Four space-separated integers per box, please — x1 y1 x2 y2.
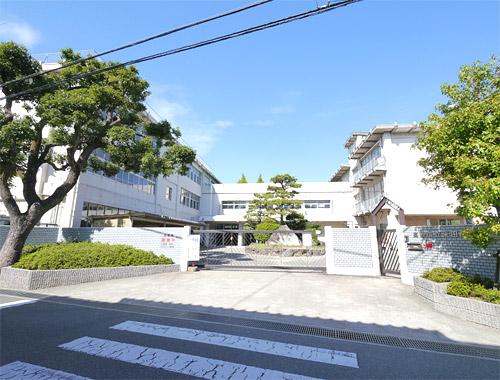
0 0 273 89
0 0 361 101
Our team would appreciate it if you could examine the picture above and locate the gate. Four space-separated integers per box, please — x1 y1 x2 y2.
197 229 325 271
377 229 400 275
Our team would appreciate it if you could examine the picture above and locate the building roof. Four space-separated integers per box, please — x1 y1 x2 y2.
88 212 202 227
330 164 350 182
349 123 419 159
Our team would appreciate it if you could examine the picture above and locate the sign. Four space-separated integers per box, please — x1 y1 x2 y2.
187 235 200 261
161 234 177 248
414 230 460 238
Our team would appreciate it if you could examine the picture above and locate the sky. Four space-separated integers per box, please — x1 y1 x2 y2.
0 0 498 183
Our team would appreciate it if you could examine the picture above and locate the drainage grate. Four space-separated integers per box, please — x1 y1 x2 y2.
1 289 499 360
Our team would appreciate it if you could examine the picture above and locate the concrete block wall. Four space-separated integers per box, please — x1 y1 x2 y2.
404 225 499 280
325 226 381 276
0 226 187 266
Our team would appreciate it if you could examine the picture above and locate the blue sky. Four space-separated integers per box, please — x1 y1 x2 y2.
1 0 498 183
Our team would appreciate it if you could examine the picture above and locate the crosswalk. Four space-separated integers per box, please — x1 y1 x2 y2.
0 319 359 379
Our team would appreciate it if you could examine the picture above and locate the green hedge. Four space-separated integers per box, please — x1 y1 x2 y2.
13 242 173 270
423 267 499 304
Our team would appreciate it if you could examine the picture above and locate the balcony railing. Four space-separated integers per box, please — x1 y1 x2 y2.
354 193 384 214
352 156 386 185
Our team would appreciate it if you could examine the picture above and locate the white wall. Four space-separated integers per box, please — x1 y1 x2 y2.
382 133 459 216
200 182 355 225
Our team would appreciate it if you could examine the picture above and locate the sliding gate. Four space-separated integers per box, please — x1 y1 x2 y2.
377 229 400 275
197 230 325 271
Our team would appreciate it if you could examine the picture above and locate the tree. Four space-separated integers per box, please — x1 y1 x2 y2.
416 58 499 274
256 174 264 183
237 173 247 183
0 43 196 267
245 173 302 225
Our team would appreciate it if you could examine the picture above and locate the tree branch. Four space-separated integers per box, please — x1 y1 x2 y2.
0 174 21 217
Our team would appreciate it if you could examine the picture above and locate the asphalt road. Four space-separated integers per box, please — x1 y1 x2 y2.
0 293 499 380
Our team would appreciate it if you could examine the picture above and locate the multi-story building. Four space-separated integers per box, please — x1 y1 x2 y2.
199 182 355 229
331 123 465 228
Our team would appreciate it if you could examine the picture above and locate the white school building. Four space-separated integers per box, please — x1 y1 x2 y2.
0 122 465 230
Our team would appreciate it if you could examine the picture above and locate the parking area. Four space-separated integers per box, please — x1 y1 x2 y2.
16 270 500 347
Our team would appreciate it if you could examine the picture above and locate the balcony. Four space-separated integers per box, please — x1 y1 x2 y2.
354 193 384 215
352 156 386 187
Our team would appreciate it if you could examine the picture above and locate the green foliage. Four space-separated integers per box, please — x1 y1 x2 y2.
237 173 248 183
245 173 303 225
285 211 307 230
256 174 264 183
424 267 499 303
13 242 172 270
0 43 196 248
447 280 472 298
416 58 499 248
470 284 500 304
422 267 464 283
254 222 280 243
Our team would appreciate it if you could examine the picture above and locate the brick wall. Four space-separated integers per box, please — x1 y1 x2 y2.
404 225 499 279
0 226 186 264
325 227 380 276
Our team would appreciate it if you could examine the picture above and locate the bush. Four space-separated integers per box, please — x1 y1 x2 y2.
469 274 495 289
13 242 173 270
254 222 280 243
470 284 500 304
447 280 472 297
422 267 464 283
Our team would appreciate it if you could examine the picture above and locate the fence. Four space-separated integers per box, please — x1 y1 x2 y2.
0 225 193 271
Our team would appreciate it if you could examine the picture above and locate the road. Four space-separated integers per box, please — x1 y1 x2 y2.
0 292 499 379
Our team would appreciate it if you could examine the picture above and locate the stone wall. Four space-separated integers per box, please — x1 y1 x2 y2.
0 226 187 264
325 227 380 276
404 225 499 279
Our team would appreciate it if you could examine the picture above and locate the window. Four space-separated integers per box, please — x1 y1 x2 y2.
187 166 201 185
304 200 331 209
180 188 200 210
89 150 156 194
165 186 172 201
221 201 248 209
81 201 131 225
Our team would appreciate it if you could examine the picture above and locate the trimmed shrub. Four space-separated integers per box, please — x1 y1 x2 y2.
469 274 495 289
447 280 472 297
422 267 464 283
254 222 280 243
13 242 173 270
470 284 500 304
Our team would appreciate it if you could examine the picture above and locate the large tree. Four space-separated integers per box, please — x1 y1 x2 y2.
416 58 499 250
0 43 195 266
245 173 302 225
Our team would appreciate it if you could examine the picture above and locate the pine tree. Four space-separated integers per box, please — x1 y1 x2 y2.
256 174 264 183
237 173 248 183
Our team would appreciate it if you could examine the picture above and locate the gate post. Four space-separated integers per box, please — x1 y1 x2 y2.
369 226 382 276
180 225 191 272
237 232 243 247
396 225 412 285
325 226 334 274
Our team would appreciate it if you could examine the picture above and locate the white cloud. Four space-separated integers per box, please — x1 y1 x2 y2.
0 18 40 47
270 105 295 115
147 93 233 156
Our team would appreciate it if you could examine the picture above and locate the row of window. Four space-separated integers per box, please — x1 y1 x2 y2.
221 200 331 210
180 188 201 210
81 201 132 226
188 166 202 185
90 149 156 194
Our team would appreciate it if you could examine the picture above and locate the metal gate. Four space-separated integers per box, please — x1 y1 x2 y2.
197 229 325 271
377 229 400 275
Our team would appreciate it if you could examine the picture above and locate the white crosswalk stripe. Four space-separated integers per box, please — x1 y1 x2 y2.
0 361 90 380
60 336 323 380
111 320 359 368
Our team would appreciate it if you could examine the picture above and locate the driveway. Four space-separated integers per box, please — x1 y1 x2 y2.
22 270 500 347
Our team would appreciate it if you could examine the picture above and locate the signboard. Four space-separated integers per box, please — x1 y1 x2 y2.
160 234 177 249
187 235 200 261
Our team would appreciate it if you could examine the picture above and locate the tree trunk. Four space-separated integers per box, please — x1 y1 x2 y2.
0 216 38 267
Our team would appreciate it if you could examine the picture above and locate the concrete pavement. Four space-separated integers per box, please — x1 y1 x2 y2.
20 269 500 347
